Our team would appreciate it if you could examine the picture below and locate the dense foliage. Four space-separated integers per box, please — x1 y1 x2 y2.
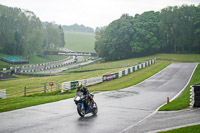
0 5 65 59
95 5 200 61
62 24 94 33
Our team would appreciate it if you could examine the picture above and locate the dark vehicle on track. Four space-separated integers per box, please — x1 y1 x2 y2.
74 91 98 117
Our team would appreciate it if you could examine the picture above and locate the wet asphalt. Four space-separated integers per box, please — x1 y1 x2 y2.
127 108 200 133
0 63 197 133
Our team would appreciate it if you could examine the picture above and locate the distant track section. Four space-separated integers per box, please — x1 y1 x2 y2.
44 51 98 57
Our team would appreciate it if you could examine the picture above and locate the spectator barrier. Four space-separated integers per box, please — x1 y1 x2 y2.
61 58 156 93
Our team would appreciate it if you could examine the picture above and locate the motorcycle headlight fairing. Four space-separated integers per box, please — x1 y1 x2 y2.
75 96 81 101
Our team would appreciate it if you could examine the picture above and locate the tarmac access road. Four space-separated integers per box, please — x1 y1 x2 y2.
0 63 197 133
126 108 200 133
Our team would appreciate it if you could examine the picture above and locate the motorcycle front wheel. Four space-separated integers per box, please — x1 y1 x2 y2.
77 104 85 117
92 102 98 115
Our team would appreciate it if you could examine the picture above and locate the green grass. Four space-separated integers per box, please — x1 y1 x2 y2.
0 90 76 112
1 54 200 112
29 55 67 64
159 124 200 133
150 54 200 63
0 61 169 112
88 62 169 91
64 31 95 52
0 45 67 68
0 56 153 98
0 55 67 69
159 64 200 111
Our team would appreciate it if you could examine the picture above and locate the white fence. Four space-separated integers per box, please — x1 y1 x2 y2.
62 76 103 92
79 76 103 87
0 89 6 99
61 58 156 93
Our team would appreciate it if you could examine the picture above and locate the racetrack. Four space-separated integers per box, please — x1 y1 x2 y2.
0 63 197 133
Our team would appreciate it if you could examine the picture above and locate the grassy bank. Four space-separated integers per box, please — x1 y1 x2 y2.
1 54 200 112
0 57 151 98
64 31 95 52
150 54 200 63
159 64 200 111
0 61 169 112
159 124 200 133
89 62 169 91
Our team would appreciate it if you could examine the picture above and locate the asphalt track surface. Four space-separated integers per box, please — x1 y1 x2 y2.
0 63 197 133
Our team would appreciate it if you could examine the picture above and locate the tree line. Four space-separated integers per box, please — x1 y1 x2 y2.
0 5 65 59
62 24 94 33
95 5 200 61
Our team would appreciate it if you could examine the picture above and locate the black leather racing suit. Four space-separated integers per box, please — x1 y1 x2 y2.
77 87 93 107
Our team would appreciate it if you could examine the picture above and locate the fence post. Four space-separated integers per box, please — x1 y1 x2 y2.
44 83 46 94
24 87 26 96
0 89 6 99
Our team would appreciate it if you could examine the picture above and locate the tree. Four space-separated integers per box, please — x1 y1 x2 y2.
58 25 65 47
130 11 162 55
95 14 134 61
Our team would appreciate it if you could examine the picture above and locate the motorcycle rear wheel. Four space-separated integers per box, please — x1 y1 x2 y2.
77 104 85 117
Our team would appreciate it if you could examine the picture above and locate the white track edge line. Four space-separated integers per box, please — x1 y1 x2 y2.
170 63 198 101
120 63 198 133
148 122 200 133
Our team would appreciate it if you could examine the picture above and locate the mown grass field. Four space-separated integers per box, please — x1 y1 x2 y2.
64 31 95 52
159 124 200 133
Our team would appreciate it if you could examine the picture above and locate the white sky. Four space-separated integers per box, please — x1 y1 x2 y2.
0 0 199 29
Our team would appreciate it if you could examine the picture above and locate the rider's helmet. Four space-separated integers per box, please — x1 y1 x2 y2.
76 82 83 90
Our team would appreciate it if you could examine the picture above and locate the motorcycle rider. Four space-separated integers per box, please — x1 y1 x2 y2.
76 82 94 107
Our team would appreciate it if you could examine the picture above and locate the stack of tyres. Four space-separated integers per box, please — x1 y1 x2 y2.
194 84 200 107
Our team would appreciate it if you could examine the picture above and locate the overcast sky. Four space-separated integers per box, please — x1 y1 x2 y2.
0 0 199 29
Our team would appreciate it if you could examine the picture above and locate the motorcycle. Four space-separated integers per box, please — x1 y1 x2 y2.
74 91 98 117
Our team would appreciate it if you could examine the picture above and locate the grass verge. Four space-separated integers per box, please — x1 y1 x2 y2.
159 64 200 111
159 124 200 133
89 62 169 91
0 62 170 112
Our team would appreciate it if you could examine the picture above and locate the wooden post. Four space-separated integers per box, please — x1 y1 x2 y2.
24 87 26 96
44 84 46 94
167 97 170 104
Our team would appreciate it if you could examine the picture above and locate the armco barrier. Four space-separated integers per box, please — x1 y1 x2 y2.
0 89 6 99
61 58 156 93
190 84 200 107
